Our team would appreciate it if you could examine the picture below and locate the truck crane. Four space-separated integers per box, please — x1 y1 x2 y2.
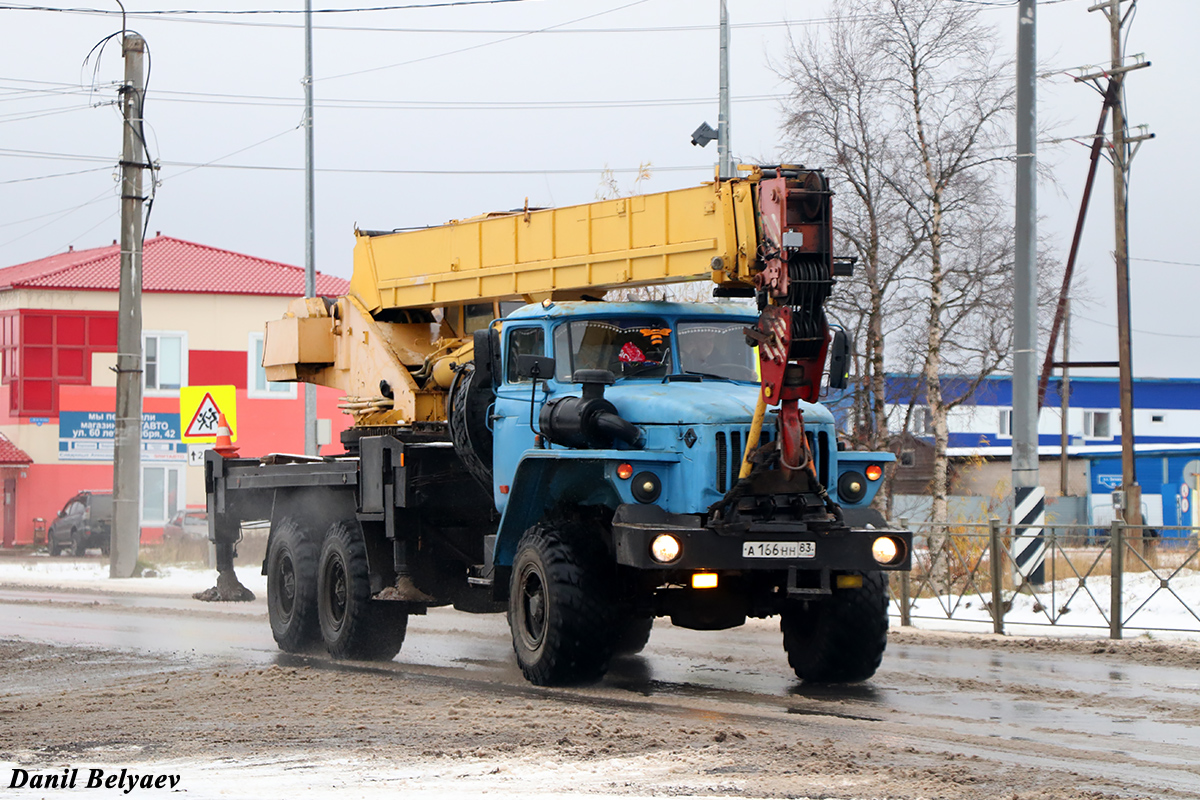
205 165 911 686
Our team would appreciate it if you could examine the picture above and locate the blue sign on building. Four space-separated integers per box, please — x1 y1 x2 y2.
58 411 187 462
1085 448 1200 536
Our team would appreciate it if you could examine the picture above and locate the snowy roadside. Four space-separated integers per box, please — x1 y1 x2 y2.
3 557 1200 643
895 568 1200 641
0 557 266 600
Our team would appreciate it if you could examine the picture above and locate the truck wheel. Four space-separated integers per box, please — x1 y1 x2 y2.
318 520 408 661
509 521 613 685
47 535 59 557
780 571 889 683
72 531 87 557
267 517 321 653
611 614 654 656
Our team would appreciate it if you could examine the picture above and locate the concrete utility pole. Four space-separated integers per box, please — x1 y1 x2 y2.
303 0 318 456
111 33 146 579
717 0 732 179
1010 0 1046 585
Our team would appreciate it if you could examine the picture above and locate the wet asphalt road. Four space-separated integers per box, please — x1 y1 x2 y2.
3 585 1200 797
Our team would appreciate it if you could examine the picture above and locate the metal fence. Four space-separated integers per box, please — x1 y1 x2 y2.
891 518 1200 639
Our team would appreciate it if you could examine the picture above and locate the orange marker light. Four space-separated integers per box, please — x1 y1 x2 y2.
865 465 883 481
691 573 718 590
499 485 510 494
616 463 634 480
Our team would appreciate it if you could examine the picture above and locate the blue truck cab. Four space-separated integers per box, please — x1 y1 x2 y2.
466 300 909 683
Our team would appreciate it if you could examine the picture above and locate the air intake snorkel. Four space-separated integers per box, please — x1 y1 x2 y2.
538 369 643 450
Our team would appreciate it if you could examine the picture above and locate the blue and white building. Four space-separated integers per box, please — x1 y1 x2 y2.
881 375 1200 452
877 375 1200 528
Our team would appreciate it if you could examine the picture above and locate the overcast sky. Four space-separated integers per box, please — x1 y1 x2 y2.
1 0 1196 377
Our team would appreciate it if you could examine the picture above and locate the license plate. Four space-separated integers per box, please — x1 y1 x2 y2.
742 540 815 559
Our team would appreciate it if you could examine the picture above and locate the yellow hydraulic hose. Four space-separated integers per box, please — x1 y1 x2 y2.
739 390 767 479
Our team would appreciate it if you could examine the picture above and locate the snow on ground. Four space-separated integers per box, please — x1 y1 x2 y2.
896 568 1200 640
0 557 267 599
134 751 768 800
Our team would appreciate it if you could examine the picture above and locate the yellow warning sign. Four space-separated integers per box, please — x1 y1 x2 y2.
180 385 237 443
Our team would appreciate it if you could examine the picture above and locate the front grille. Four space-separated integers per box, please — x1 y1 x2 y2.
714 427 773 493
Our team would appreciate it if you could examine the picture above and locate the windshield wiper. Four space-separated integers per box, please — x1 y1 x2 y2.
666 370 738 383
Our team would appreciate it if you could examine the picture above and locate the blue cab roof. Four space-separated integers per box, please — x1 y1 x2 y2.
504 300 758 322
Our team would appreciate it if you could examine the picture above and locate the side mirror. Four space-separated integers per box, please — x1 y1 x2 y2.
828 329 851 390
472 328 495 386
515 354 556 380
57 510 64 518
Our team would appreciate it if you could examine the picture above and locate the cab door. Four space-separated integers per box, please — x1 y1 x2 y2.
491 324 550 512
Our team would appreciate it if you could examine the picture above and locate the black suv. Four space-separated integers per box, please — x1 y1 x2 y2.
47 491 113 556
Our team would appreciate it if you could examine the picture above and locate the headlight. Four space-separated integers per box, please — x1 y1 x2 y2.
650 534 681 564
631 471 661 503
871 535 904 566
837 471 867 504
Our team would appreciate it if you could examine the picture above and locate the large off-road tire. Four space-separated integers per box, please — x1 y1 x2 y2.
611 614 654 656
509 521 614 686
317 520 408 661
266 516 321 653
780 571 889 683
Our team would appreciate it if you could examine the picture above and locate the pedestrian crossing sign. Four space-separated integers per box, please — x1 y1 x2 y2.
180 385 237 443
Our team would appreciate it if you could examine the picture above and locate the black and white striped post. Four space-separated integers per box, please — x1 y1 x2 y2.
1011 485 1046 586
1011 0 1044 588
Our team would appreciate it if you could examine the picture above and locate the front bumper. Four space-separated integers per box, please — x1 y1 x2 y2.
611 503 911 573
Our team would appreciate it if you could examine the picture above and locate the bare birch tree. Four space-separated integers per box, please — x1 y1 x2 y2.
877 0 1016 523
777 0 922 466
779 0 1019 523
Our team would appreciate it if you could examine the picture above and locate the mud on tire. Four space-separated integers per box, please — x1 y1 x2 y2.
509 520 614 685
780 571 889 683
318 519 408 661
611 614 654 656
267 516 321 653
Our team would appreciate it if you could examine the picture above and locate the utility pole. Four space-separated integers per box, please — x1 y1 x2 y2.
1010 0 1046 586
1060 299 1070 497
303 0 318 456
717 0 732 179
111 33 146 579
1089 0 1152 527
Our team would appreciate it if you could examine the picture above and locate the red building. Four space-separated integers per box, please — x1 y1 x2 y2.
0 236 351 546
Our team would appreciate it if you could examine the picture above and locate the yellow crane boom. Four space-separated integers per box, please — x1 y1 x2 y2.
263 173 768 427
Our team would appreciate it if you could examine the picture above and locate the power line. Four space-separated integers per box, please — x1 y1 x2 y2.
320 0 651 82
1133 257 1200 268
0 146 710 176
141 89 780 111
0 165 111 184
1075 314 1200 341
0 0 535 14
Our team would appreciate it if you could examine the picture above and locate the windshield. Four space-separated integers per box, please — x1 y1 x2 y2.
676 321 759 382
552 317 759 383
554 318 673 381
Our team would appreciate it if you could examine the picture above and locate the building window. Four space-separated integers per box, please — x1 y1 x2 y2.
1084 410 1112 439
141 464 182 525
144 331 186 394
899 449 916 467
998 408 1013 437
248 333 296 399
911 406 933 435
1151 413 1166 423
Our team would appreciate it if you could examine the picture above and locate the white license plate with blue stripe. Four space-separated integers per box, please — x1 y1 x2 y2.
742 541 816 559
